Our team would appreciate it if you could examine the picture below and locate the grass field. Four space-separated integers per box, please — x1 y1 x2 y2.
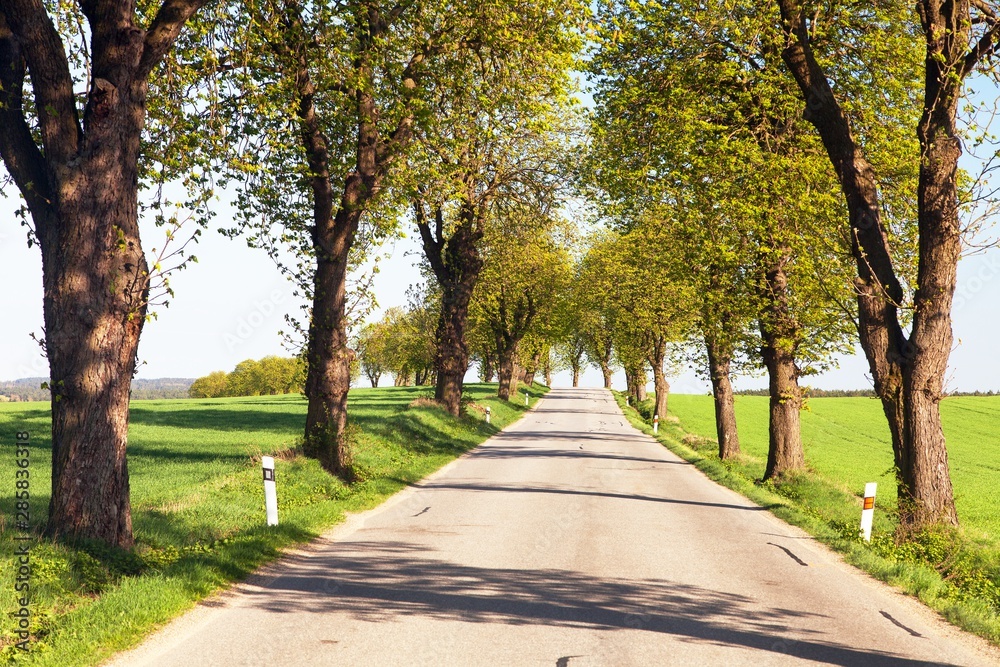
667 394 1000 544
0 383 546 666
621 391 1000 644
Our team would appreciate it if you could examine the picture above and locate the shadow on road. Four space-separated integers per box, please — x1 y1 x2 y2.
242 540 950 667
412 481 771 513
467 444 690 467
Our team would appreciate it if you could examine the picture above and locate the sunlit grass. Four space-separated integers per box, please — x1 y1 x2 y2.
667 394 1000 543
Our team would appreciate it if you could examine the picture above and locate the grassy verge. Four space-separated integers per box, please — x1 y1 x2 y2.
0 382 547 666
618 392 1000 646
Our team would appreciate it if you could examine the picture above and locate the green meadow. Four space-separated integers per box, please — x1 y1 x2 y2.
621 392 1000 644
0 384 546 666
667 394 1000 543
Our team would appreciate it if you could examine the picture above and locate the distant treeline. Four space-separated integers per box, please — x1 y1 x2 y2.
189 356 306 398
736 388 999 398
0 378 193 402
736 388 877 398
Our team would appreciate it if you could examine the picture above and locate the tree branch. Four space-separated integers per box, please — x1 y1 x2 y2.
414 199 447 282
0 0 80 162
0 13 52 221
962 14 1000 78
138 0 210 79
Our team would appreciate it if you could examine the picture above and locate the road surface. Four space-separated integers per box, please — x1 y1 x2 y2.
108 388 1000 666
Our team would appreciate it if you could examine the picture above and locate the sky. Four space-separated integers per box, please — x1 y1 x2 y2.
3 186 1000 393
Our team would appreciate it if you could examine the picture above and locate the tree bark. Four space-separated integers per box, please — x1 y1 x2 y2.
776 0 960 526
497 348 516 400
567 335 585 387
601 364 613 389
303 206 356 479
523 350 541 386
705 334 741 460
647 336 669 419
0 0 206 548
759 250 805 480
624 365 646 405
634 368 648 403
416 200 483 416
509 361 522 398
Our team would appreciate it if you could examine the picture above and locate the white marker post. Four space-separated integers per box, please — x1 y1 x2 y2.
262 456 278 526
524 391 529 406
859 482 876 541
485 406 491 424
653 414 659 434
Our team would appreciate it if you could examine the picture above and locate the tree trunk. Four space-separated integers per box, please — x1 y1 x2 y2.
900 20 963 527
497 349 515 400
759 251 805 480
647 336 669 419
417 201 483 416
509 361 522 398
481 352 495 382
0 4 213 547
523 351 541 386
705 334 741 460
572 367 580 387
776 1 959 526
601 363 613 389
304 214 356 479
634 368 648 403
43 163 148 549
293 19 418 479
544 361 552 387
652 367 668 420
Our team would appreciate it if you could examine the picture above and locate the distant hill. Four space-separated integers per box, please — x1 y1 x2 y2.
0 377 194 402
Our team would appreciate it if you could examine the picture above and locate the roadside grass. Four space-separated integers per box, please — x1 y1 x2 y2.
620 392 1000 646
0 382 547 666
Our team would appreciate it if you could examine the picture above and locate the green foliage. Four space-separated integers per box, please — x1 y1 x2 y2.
188 356 305 398
469 201 575 385
187 371 229 398
584 0 894 380
372 289 439 387
354 322 391 387
0 384 546 665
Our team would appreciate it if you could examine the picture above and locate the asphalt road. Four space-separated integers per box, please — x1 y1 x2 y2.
107 387 1000 666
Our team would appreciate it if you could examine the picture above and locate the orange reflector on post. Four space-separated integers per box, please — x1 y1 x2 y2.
860 482 877 541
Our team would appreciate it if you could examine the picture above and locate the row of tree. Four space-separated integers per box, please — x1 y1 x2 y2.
188 356 306 398
0 0 587 546
2 0 994 547
577 0 999 532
